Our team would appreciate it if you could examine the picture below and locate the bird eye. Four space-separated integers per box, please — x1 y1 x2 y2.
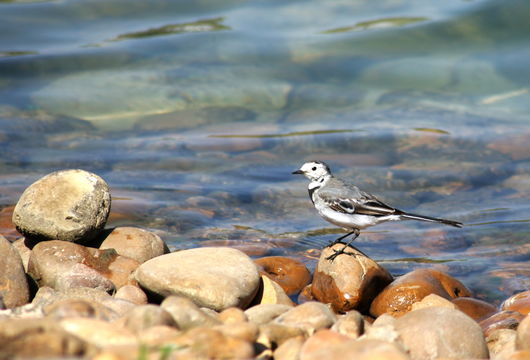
312 167 317 171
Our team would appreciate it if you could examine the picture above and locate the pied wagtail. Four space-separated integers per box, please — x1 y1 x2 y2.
292 161 463 261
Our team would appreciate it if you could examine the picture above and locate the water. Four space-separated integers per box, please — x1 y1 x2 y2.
1 0 529 303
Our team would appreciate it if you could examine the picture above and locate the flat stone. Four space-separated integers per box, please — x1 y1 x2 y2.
60 318 137 348
452 296 497 321
251 275 295 307
99 226 169 263
503 290 530 315
0 235 30 308
12 169 111 243
312 245 393 313
245 304 293 325
134 247 260 311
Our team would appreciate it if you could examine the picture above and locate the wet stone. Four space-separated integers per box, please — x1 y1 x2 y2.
502 290 530 315
255 256 311 296
312 244 393 313
0 235 30 308
99 226 169 264
134 247 260 311
12 169 111 243
480 310 525 338
452 296 497 321
370 268 471 317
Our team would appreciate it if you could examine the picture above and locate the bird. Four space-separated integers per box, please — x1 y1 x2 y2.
292 160 463 261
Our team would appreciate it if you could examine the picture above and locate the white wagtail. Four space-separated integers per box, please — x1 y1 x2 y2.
292 161 463 261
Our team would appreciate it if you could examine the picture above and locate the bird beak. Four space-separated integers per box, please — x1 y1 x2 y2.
292 169 304 175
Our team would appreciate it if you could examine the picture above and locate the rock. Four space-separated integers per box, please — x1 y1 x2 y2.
273 335 305 360
486 329 516 359
0 235 29 308
312 244 393 313
122 304 177 333
361 313 401 344
502 290 530 315
452 296 497 321
298 284 315 303
274 301 337 335
11 238 31 272
43 299 116 321
300 338 409 360
28 240 139 291
167 327 254 359
370 268 471 317
137 325 180 346
12 169 111 243
32 286 112 309
410 293 457 312
219 307 247 324
60 318 137 348
255 256 311 295
481 311 525 338
0 318 94 359
331 310 364 339
516 315 530 350
114 285 147 305
135 247 260 311
251 275 295 306
244 304 293 325
161 296 221 330
394 307 489 359
99 226 169 263
299 329 351 358
214 322 259 343
258 323 306 348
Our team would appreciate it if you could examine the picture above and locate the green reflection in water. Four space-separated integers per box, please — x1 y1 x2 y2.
210 129 354 138
323 17 429 34
113 17 230 40
413 127 450 134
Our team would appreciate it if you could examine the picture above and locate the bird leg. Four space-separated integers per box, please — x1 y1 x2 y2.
326 230 357 248
326 229 360 262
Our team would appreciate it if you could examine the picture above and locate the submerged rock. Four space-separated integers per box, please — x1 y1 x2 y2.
12 169 111 243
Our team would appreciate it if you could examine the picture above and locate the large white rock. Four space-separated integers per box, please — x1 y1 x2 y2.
135 247 260 311
12 169 111 243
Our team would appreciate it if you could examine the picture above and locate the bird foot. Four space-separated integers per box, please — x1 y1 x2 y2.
325 246 356 262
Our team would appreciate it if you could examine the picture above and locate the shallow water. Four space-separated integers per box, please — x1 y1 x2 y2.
1 0 530 303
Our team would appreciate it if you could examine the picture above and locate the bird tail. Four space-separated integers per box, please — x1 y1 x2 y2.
399 211 463 228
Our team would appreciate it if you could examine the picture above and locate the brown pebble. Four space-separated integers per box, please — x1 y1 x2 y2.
255 256 311 295
502 290 530 315
219 307 248 324
452 297 497 321
370 268 471 317
480 310 526 338
114 285 147 305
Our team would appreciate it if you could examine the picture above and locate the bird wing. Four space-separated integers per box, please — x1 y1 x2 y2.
318 186 399 217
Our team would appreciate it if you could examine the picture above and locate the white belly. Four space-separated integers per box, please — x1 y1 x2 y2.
315 203 400 230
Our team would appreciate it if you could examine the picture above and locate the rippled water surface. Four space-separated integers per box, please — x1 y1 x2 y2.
1 0 530 302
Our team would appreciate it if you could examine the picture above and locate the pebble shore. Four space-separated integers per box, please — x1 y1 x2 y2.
1 169 529 359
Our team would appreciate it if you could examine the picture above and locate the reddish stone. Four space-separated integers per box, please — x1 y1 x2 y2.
370 268 471 318
255 256 311 295
480 310 526 338
452 297 497 321
502 290 530 315
0 206 19 241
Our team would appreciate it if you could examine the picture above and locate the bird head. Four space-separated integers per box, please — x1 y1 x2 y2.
292 161 332 181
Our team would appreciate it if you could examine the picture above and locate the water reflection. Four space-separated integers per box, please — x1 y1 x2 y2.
0 0 529 302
